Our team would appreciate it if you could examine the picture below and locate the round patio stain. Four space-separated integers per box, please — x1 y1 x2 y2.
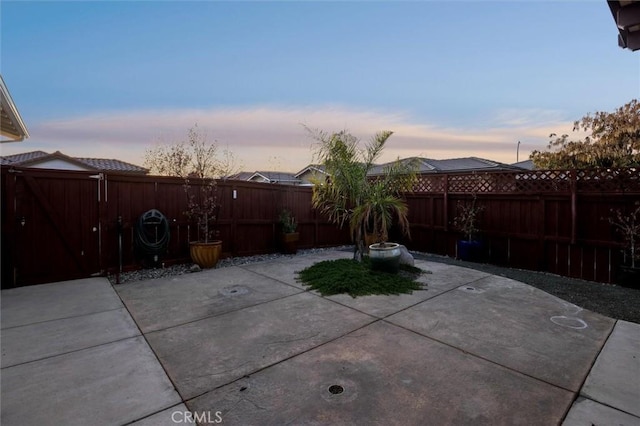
550 315 588 329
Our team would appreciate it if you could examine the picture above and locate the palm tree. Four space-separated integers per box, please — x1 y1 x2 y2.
308 129 418 261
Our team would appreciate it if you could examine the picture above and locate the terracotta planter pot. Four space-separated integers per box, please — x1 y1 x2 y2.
281 232 299 254
369 242 401 273
189 240 222 268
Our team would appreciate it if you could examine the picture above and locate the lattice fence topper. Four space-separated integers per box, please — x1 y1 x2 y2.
412 168 640 194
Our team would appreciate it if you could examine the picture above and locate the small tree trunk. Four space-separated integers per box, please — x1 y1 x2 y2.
353 222 365 262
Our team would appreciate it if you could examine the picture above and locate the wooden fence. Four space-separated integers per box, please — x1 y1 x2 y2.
2 165 638 287
1 166 349 287
403 168 640 284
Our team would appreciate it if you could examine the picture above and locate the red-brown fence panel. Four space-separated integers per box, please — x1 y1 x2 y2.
2 166 638 287
1 167 350 287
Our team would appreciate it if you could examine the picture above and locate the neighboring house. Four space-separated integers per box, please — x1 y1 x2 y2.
227 171 255 181
368 156 524 176
0 150 149 174
247 171 301 185
227 156 530 186
1 75 29 142
294 164 328 186
511 160 535 170
231 166 328 186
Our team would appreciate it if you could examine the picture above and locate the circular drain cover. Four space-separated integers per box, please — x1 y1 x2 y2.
220 286 249 297
320 379 358 403
328 385 344 394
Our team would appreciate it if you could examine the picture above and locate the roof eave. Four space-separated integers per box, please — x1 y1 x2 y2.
0 75 30 142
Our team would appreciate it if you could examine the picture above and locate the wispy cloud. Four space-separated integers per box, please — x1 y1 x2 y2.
488 108 569 128
2 105 575 171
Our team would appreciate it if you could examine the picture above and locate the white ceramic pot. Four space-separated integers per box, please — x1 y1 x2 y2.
369 242 401 273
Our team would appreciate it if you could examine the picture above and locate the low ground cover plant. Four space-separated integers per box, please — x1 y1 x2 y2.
297 258 426 297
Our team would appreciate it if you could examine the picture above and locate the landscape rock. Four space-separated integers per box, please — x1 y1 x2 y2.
398 245 415 267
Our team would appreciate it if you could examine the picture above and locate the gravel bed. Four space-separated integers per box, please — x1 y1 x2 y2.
109 245 639 324
107 246 352 285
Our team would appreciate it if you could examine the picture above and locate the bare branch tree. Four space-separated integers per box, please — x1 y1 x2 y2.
144 124 242 179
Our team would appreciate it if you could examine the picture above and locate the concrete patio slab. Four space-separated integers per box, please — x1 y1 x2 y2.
563 397 640 426
1 336 181 426
145 292 375 400
386 274 615 391
324 261 488 318
0 278 122 328
240 250 352 289
1 307 139 367
130 403 196 425
116 266 303 332
325 289 431 318
413 259 492 291
3 249 636 425
579 320 640 417
188 321 574 425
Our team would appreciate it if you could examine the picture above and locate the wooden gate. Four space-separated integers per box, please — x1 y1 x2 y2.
2 168 104 287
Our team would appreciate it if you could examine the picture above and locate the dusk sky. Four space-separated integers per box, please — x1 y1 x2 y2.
1 1 638 173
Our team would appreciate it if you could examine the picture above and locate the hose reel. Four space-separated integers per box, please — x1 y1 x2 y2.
134 209 170 264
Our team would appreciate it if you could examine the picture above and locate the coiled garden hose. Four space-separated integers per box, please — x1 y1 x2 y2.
134 209 170 258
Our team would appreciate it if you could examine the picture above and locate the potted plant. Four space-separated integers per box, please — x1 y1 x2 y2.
351 180 411 273
453 194 485 262
184 176 222 268
279 209 299 254
309 129 418 266
609 203 640 288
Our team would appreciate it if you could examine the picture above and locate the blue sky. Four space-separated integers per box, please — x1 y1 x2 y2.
1 1 638 172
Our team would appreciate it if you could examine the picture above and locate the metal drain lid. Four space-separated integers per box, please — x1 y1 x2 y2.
328 385 344 394
220 286 249 296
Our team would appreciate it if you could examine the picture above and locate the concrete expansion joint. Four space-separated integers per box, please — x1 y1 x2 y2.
580 396 640 420
237 264 304 291
0 306 126 332
0 334 142 370
142 291 307 334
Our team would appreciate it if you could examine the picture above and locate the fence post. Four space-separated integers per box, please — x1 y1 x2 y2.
538 196 546 271
570 170 577 245
443 174 449 232
3 168 18 287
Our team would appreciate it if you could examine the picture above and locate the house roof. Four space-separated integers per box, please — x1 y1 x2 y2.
74 157 149 173
1 75 30 142
0 150 48 165
1 150 149 174
368 156 522 175
248 171 301 184
294 164 327 177
511 159 535 170
608 0 640 51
